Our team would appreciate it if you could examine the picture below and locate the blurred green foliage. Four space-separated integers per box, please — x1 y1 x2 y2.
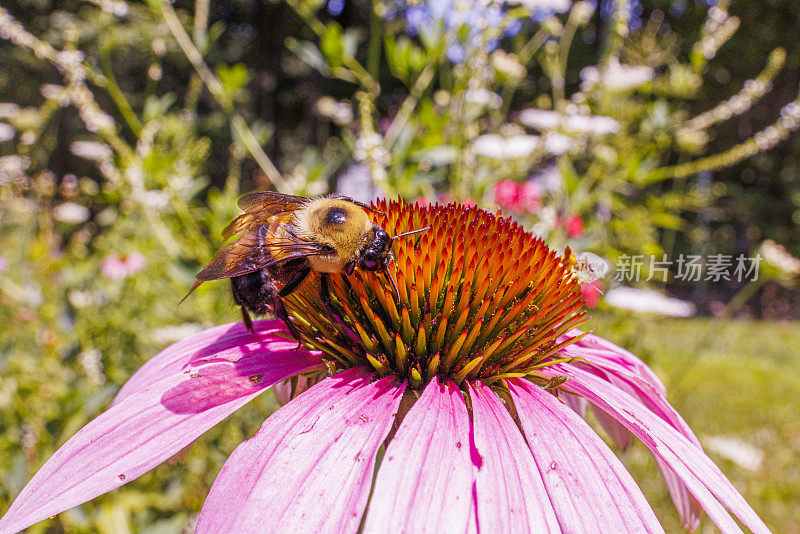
1 0 799 531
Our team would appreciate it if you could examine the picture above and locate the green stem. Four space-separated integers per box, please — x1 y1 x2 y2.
100 46 143 137
384 63 435 148
367 1 381 80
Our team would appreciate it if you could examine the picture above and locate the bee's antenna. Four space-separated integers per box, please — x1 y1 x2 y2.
383 267 401 301
391 226 430 241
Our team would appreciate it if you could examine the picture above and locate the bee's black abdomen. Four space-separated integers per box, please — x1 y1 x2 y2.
231 270 277 315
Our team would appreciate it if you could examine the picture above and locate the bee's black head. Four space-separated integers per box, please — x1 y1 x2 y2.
359 228 392 271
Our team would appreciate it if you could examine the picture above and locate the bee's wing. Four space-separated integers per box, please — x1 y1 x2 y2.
196 224 327 282
237 191 310 215
222 193 310 239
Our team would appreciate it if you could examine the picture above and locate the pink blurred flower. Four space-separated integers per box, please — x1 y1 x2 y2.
100 252 146 280
0 256 6 272
581 279 603 308
0 202 769 534
494 180 540 214
520 181 541 213
493 179 521 211
414 196 431 207
461 198 477 208
565 214 584 238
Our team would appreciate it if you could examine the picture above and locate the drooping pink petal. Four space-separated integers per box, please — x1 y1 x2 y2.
591 403 634 450
196 367 405 533
467 381 561 532
560 329 666 395
560 335 703 528
113 319 290 405
0 343 322 534
363 377 474 533
562 391 587 416
508 379 664 533
551 364 771 534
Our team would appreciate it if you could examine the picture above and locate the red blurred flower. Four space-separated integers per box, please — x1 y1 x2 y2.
493 179 521 212
565 215 584 238
581 279 602 308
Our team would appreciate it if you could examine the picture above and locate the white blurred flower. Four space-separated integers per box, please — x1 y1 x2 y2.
464 88 502 109
78 349 106 386
0 155 29 184
518 109 561 130
316 96 353 125
520 109 621 135
68 289 104 309
566 114 620 135
472 134 540 159
53 202 90 224
581 59 655 92
134 190 171 210
504 0 571 13
0 123 14 142
759 239 800 276
0 103 21 119
147 64 162 81
150 323 205 345
40 84 70 106
605 287 696 317
543 132 576 155
70 140 113 162
703 435 764 472
3 281 43 307
531 205 558 236
354 131 390 183
491 50 526 80
530 164 563 194
336 163 378 205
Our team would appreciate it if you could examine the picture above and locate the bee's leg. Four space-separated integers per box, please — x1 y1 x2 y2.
231 277 256 333
273 296 301 343
319 274 365 352
278 266 311 298
240 307 255 333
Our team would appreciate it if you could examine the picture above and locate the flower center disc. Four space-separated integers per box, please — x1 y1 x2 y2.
284 200 587 390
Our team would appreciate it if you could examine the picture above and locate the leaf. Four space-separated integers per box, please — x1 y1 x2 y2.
320 22 345 68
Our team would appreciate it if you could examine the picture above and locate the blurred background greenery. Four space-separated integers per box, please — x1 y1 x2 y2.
0 0 798 531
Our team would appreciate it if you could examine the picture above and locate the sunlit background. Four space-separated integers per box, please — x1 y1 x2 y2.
1 0 799 531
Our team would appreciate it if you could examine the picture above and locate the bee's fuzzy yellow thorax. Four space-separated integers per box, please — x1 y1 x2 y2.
294 198 374 273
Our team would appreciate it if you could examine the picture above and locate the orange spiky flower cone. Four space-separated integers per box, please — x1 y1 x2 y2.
284 200 588 391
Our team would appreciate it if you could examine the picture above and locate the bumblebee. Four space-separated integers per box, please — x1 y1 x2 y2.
186 191 426 341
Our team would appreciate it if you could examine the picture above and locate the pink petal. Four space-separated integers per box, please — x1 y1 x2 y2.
508 379 663 533
196 367 405 533
562 391 587 416
363 377 474 533
560 334 703 528
467 381 561 532
0 339 320 534
560 329 666 395
591 403 633 450
552 364 770 534
113 319 291 405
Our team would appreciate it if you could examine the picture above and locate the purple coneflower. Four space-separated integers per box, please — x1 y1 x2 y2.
0 201 769 533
